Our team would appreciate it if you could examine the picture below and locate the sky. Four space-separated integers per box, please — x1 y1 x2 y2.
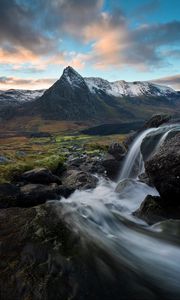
0 0 180 90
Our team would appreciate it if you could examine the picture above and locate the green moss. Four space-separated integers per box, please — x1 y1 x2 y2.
35 155 64 172
0 154 65 183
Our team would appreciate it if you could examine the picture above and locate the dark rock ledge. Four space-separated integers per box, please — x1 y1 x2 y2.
134 133 180 224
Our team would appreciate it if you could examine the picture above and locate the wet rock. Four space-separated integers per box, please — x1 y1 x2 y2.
61 169 98 190
123 132 136 149
102 154 122 180
141 129 179 162
145 133 180 205
115 178 138 194
21 167 61 185
80 158 105 175
151 220 180 240
0 183 21 208
67 155 105 176
108 142 127 161
123 114 171 150
140 132 163 162
142 114 171 130
134 195 180 225
138 173 153 186
19 183 60 207
0 203 82 300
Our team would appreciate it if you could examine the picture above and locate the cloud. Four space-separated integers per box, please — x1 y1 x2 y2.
83 13 180 71
0 0 103 54
151 74 180 90
0 0 180 77
0 0 56 55
0 76 56 90
0 0 103 73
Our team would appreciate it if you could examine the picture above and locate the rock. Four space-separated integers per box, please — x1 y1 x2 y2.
0 182 74 209
133 195 180 225
102 154 122 180
21 168 61 185
15 150 27 158
67 155 105 176
141 129 179 162
0 203 82 300
80 159 105 175
0 155 11 164
61 169 98 190
108 142 127 161
56 185 74 198
152 219 180 238
19 184 60 207
0 183 21 208
142 114 171 130
138 173 153 186
115 178 138 194
123 114 171 150
123 132 136 150
145 133 180 205
0 203 175 299
140 132 163 162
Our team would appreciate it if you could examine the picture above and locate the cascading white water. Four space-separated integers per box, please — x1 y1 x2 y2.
52 123 180 299
119 128 156 180
119 124 180 180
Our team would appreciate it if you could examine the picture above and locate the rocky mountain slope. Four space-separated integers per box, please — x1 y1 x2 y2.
0 66 179 123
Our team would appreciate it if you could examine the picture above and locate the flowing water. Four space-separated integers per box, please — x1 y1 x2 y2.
54 124 180 299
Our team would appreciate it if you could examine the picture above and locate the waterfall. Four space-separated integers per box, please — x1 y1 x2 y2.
53 123 180 299
119 124 180 180
119 128 156 180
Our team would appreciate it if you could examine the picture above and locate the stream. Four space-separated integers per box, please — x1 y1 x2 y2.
56 124 180 300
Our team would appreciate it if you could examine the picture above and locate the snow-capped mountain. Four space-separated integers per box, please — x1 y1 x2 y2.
85 77 175 98
0 89 45 104
0 67 177 104
0 66 179 123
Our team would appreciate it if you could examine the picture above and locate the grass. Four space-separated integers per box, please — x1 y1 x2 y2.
0 133 126 183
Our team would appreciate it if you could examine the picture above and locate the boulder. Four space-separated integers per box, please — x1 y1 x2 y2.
141 129 179 162
145 133 180 204
21 167 61 185
108 142 127 161
19 183 60 207
0 183 21 208
123 114 171 150
0 203 83 300
0 182 74 209
67 156 105 176
102 154 122 180
61 169 98 190
142 114 171 130
133 195 180 225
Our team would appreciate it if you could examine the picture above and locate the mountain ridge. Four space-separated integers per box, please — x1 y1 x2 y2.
0 66 179 124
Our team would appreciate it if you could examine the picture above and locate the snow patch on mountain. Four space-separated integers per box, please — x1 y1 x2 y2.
84 77 175 98
0 89 45 103
62 66 87 88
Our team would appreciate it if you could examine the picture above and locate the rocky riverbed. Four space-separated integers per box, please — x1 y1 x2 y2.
0 114 180 300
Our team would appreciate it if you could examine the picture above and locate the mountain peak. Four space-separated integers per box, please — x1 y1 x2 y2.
61 66 86 87
62 66 80 77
